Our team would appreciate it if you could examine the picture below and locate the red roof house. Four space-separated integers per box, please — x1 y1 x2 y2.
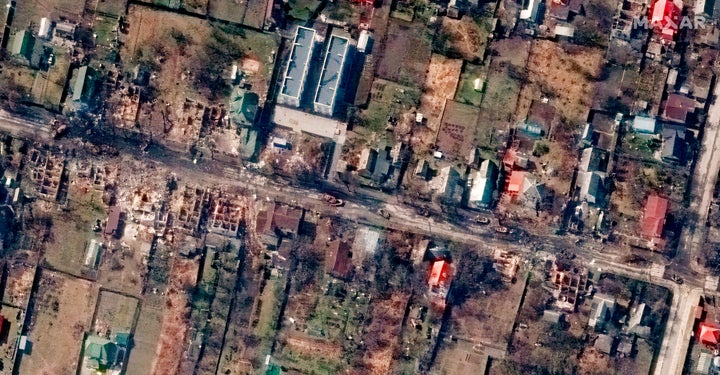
699 323 720 347
663 93 696 123
641 195 669 239
325 240 353 279
428 260 451 287
650 0 682 41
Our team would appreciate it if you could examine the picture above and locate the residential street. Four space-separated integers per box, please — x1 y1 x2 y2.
0 108 714 375
677 81 720 274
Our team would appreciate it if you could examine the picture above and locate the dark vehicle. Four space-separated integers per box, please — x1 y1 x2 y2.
416 207 430 217
323 194 344 207
671 274 684 285
378 209 391 219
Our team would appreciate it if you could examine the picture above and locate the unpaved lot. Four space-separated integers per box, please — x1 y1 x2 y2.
19 270 97 375
149 258 199 375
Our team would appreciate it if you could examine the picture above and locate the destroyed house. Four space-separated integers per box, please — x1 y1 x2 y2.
314 32 350 116
208 191 244 236
551 263 587 311
278 27 316 107
325 239 353 279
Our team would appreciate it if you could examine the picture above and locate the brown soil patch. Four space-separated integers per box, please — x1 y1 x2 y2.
285 333 343 358
518 41 603 127
419 54 464 132
150 258 200 375
439 16 489 61
363 292 408 374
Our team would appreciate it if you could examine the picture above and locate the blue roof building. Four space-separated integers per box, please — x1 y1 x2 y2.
278 27 316 107
314 32 350 116
632 115 658 134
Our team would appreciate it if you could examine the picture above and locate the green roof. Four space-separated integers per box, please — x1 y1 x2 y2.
114 332 131 347
9 30 34 59
229 88 259 127
85 336 117 368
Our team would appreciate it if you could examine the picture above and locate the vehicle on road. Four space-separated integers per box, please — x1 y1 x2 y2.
474 216 490 225
671 274 684 285
378 209 391 219
323 194 344 207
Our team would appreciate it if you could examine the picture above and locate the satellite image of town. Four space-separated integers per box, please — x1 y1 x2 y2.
2 0 720 374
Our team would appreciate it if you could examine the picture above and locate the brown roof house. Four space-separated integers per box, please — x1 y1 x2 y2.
662 93 696 124
255 202 304 249
325 239 353 279
104 207 122 238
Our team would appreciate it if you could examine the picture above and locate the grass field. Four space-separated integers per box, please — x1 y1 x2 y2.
96 0 128 17
288 0 322 20
29 47 70 110
19 270 97 375
125 304 163 375
123 5 277 101
11 0 84 30
455 63 486 107
376 20 433 87
209 0 247 23
43 187 105 276
93 290 139 335
517 41 603 127
360 79 420 132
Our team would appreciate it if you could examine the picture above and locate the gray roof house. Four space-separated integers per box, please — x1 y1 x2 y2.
467 160 498 208
578 171 605 205
579 147 608 172
589 293 616 330
594 334 614 354
661 125 687 164
520 174 545 208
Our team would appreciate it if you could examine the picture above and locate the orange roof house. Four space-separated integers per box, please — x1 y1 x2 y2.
428 260 451 287
699 323 720 347
506 171 525 196
641 195 669 239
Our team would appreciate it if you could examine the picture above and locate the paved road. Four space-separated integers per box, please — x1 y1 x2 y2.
0 109 53 142
676 82 720 275
0 108 711 375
